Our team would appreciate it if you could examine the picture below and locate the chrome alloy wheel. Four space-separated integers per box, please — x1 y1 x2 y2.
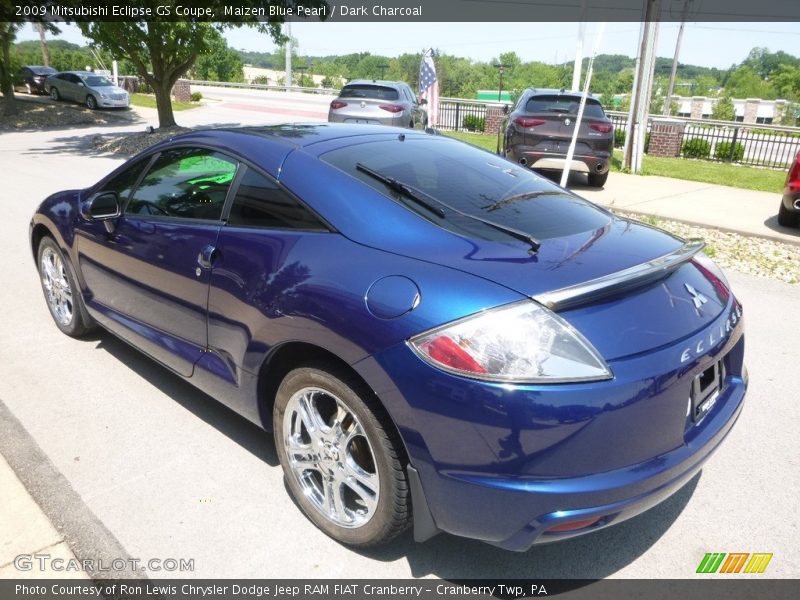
40 247 74 325
283 387 380 528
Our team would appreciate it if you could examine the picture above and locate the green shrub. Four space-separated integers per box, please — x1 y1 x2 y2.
613 130 649 152
714 141 744 162
190 91 203 102
682 138 712 158
462 114 485 132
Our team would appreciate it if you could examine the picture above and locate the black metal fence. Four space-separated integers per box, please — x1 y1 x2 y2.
437 99 494 132
607 111 800 169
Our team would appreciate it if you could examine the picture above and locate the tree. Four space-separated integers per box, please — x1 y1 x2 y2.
78 1 325 128
194 29 244 83
712 96 735 121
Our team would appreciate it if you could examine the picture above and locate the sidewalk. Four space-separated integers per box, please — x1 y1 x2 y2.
575 172 800 246
0 456 88 580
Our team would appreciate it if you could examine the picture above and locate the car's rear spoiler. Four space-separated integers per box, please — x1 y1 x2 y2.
533 239 706 311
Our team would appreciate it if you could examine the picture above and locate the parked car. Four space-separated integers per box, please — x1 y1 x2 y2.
504 88 614 187
46 71 130 109
13 65 57 95
328 80 427 129
31 124 746 550
777 150 800 228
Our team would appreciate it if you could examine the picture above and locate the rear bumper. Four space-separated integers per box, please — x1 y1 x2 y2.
507 146 611 174
781 191 800 213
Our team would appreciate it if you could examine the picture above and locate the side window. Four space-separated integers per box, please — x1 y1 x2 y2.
126 148 237 221
227 168 326 231
103 158 150 205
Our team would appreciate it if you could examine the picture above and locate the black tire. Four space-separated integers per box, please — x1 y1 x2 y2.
777 202 799 228
86 95 97 110
37 237 95 338
273 363 410 547
50 87 60 101
588 171 609 188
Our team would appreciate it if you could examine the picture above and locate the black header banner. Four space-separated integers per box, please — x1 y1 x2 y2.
2 579 799 600
3 0 800 23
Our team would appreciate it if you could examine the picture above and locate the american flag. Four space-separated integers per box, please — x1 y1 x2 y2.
419 49 439 128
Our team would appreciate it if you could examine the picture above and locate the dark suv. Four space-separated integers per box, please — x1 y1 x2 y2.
504 89 614 187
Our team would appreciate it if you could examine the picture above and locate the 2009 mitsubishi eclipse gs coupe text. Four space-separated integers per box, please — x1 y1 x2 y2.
30 124 747 551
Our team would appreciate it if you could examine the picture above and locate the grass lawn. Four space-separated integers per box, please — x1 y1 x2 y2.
130 93 198 112
443 131 786 193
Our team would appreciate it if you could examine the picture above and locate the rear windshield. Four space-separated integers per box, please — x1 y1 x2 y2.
525 95 606 119
321 137 611 241
31 67 56 75
339 85 399 101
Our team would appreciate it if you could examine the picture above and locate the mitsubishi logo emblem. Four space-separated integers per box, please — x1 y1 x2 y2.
564 118 571 126
685 283 708 310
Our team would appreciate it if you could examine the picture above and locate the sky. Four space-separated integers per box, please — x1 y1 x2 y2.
15 21 800 70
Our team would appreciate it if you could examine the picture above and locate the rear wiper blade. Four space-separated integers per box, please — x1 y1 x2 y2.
356 162 446 218
356 162 540 253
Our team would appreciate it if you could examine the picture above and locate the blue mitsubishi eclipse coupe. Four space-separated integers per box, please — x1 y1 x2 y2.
31 124 746 550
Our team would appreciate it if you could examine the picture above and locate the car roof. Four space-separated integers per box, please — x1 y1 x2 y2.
144 123 434 178
523 88 599 99
60 70 97 77
344 80 406 88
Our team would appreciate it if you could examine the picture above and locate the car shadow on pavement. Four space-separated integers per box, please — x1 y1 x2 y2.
763 215 800 239
92 330 279 467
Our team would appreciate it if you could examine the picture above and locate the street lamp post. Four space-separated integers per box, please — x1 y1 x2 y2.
494 63 510 101
295 65 308 87
377 64 389 79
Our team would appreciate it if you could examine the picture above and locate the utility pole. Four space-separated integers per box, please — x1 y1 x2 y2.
664 0 691 115
623 0 661 174
571 0 588 91
284 20 292 92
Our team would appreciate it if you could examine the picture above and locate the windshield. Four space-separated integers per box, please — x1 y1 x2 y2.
339 85 399 101
321 137 611 241
31 67 57 75
525 95 606 118
84 76 113 87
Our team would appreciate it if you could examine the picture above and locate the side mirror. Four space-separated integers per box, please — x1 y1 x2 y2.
82 191 121 221
418 98 428 105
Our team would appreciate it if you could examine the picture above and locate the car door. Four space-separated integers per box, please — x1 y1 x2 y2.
204 166 330 387
76 147 239 376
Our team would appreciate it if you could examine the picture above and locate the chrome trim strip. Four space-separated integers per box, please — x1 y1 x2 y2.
534 239 706 311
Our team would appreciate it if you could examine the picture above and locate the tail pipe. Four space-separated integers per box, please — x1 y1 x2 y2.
595 163 605 173
518 157 528 166
794 198 800 210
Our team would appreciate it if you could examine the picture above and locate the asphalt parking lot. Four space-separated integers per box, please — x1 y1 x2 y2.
0 109 798 579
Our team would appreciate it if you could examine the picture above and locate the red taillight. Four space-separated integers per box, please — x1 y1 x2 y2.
787 152 800 189
330 100 347 110
588 121 613 133
379 104 404 113
546 517 602 533
513 117 545 128
416 336 487 375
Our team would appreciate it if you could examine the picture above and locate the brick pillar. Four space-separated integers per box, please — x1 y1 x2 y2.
171 79 192 102
690 96 705 120
743 98 759 124
647 118 686 157
484 106 506 135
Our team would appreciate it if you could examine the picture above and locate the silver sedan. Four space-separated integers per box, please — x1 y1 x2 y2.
328 80 427 129
46 71 130 109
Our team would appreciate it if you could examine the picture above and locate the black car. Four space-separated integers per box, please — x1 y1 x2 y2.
504 88 614 187
13 65 58 95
